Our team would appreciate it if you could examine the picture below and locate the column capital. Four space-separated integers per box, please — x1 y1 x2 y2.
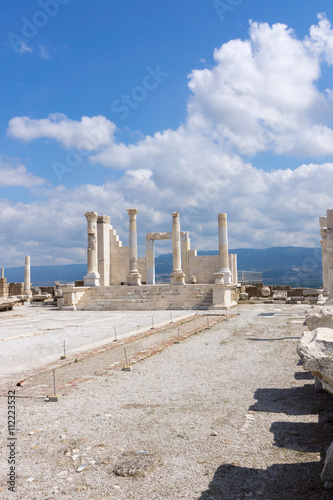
127 208 139 219
84 211 98 222
172 211 180 217
97 215 111 224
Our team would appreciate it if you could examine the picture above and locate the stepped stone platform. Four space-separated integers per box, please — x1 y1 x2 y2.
75 284 215 311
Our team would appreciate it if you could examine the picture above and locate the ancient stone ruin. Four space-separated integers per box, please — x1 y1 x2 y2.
297 209 333 487
57 210 239 311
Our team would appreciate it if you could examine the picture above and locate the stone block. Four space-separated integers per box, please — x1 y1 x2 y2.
297 327 333 394
261 286 271 297
303 288 319 296
272 292 288 300
305 307 333 330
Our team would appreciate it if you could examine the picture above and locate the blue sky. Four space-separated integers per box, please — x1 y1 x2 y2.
1 0 333 266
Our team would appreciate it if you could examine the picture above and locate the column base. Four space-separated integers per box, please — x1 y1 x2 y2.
84 272 100 287
170 270 185 285
211 284 237 309
127 272 142 286
214 272 224 285
215 269 232 285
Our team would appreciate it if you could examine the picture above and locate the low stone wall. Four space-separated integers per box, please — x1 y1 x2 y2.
240 284 321 303
8 282 24 296
0 278 9 298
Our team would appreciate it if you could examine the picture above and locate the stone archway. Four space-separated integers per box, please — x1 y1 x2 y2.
145 231 190 284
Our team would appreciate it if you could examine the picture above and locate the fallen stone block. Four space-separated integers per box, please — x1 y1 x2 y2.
272 292 288 300
303 288 319 296
305 307 333 331
239 293 249 300
297 327 333 394
261 286 270 297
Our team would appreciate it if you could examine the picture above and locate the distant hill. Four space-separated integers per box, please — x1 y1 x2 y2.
155 247 323 287
3 264 87 287
2 247 323 287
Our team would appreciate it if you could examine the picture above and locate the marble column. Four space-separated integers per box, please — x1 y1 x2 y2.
97 215 111 286
215 213 232 284
232 254 238 285
170 212 185 285
126 209 142 286
1 268 4 279
181 231 190 283
320 216 329 296
228 253 238 285
327 210 333 302
24 256 31 294
146 236 155 285
84 211 100 286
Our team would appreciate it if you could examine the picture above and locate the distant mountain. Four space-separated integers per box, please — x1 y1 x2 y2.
155 247 323 287
3 264 87 287
2 247 323 287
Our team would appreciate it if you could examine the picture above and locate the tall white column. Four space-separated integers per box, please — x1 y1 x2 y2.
320 216 328 296
126 208 142 286
327 210 333 302
232 254 238 285
170 212 185 285
97 215 111 286
181 231 190 283
1 268 4 279
215 213 232 284
24 256 31 294
146 236 155 285
84 211 100 286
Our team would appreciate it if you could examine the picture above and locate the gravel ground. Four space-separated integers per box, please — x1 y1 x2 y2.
0 304 195 378
1 303 333 499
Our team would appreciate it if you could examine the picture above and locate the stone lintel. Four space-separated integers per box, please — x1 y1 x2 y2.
146 232 187 241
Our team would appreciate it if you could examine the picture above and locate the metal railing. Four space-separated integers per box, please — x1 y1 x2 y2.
238 271 263 284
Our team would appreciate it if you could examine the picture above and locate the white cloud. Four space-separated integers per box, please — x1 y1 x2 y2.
1 157 332 267
7 114 117 151
0 158 45 188
187 18 333 157
17 41 33 54
4 15 333 266
38 45 51 60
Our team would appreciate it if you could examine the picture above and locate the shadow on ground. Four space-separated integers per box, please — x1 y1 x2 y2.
199 375 333 499
198 462 329 500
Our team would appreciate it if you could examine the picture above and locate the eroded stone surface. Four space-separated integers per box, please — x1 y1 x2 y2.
113 451 155 478
297 327 333 393
261 286 270 297
305 306 333 330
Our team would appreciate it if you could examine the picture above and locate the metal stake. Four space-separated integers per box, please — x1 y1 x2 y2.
114 326 118 342
122 348 131 371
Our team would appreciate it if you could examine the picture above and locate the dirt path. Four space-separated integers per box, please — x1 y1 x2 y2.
1 303 333 499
